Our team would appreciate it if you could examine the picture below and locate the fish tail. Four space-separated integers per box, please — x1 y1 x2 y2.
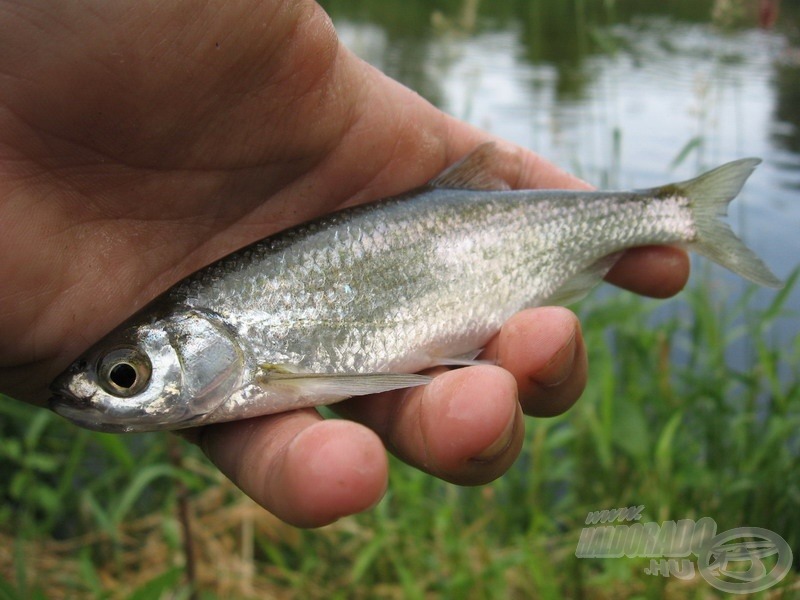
674 159 783 288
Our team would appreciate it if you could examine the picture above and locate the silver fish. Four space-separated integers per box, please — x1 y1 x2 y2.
49 143 782 432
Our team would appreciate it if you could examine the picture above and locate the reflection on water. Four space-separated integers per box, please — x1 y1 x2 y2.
322 0 800 285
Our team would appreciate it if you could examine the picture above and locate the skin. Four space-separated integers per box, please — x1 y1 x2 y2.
0 0 688 528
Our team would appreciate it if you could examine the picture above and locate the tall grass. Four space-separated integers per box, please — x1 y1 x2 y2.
1 271 798 598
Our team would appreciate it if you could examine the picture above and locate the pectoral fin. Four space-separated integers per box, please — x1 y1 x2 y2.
258 365 431 398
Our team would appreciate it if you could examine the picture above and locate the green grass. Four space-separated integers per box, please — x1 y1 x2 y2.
1 270 799 599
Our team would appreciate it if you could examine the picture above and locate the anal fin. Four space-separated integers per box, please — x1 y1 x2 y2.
432 348 493 367
543 252 623 306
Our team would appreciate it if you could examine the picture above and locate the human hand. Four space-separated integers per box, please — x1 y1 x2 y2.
0 0 688 526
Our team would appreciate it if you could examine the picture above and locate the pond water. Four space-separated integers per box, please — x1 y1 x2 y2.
321 0 800 313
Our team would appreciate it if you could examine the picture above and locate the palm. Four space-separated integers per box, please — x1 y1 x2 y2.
0 0 688 526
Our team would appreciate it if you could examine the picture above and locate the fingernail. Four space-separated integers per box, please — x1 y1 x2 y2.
472 412 516 463
534 330 577 388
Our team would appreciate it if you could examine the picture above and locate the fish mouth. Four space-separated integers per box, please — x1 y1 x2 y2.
49 394 143 433
48 374 109 429
49 392 177 433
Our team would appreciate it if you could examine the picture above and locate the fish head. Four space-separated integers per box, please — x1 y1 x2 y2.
50 308 244 432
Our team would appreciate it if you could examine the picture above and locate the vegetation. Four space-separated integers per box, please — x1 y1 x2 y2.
1 270 798 599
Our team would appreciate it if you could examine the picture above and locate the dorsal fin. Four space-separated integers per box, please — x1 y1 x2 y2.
428 142 512 191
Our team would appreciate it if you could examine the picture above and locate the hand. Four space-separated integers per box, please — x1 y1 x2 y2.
0 0 688 527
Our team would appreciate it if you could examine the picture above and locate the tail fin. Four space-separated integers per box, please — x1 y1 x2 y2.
674 159 783 288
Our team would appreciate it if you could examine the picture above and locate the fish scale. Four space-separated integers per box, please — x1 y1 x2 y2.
147 189 721 369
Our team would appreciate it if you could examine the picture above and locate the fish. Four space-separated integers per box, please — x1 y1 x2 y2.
49 143 782 433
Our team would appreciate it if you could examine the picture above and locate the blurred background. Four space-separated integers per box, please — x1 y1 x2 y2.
2 1 798 598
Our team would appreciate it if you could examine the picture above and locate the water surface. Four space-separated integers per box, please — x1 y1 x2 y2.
322 0 800 294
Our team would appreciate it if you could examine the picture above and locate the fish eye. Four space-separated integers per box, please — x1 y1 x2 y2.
97 348 152 397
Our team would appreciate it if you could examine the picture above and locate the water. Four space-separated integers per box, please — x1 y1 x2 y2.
322 0 800 358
